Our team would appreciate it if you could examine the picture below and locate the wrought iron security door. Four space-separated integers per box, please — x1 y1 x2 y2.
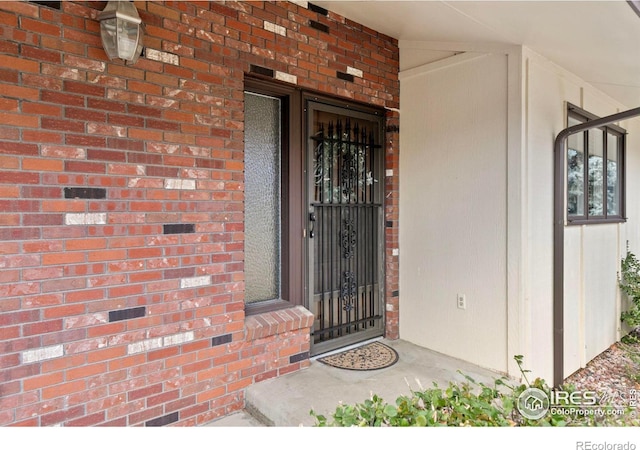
307 100 384 355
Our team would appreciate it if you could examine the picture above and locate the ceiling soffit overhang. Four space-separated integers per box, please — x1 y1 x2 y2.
314 1 640 108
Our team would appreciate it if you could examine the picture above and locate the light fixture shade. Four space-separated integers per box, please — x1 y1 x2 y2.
98 1 144 63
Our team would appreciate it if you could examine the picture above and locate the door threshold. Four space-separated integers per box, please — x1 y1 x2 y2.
310 336 384 361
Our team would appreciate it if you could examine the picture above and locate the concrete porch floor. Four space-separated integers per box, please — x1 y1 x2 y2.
205 338 507 427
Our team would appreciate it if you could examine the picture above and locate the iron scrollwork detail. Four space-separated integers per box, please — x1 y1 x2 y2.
340 271 356 312
340 217 356 259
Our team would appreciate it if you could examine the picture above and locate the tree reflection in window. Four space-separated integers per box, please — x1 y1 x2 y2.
566 105 625 223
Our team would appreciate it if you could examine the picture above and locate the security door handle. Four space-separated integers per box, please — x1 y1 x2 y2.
309 212 316 238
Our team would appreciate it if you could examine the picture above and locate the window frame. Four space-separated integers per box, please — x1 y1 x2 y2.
566 103 626 225
243 77 304 316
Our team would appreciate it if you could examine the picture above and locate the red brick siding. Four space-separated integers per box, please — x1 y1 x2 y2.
0 1 399 426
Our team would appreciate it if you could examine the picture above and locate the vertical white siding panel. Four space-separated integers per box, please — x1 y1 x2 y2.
583 226 619 361
563 226 584 376
526 56 582 380
582 91 620 118
399 44 640 382
399 53 509 373
526 49 640 380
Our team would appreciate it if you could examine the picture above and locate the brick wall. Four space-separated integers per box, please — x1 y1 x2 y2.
0 1 399 426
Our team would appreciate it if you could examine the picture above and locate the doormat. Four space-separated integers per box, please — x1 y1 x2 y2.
318 341 399 371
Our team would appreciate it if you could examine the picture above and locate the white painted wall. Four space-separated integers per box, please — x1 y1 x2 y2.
399 52 509 373
524 48 640 380
399 42 640 382
525 53 581 380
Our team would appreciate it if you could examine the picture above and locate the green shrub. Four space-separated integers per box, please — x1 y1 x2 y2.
310 355 636 427
619 250 640 329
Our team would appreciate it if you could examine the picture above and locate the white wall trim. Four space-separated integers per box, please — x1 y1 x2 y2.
400 39 521 55
399 52 487 81
616 223 622 343
505 45 527 378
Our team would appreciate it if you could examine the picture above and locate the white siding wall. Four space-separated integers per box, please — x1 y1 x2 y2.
399 53 509 373
523 48 640 380
526 55 581 380
399 43 640 382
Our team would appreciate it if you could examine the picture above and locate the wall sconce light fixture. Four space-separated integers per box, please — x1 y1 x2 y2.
98 1 144 64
